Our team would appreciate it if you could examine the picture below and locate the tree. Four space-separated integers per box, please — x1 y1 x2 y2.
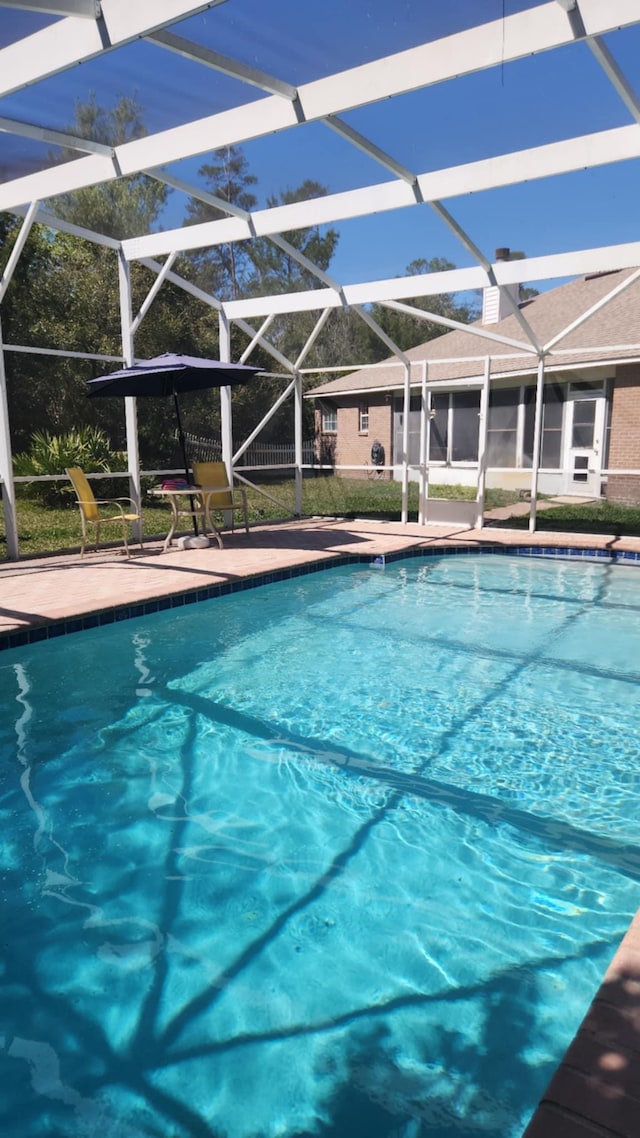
48 94 168 239
357 257 480 360
3 96 224 465
184 145 258 299
245 180 339 296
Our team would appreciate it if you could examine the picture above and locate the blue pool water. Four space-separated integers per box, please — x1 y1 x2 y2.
1 553 640 1137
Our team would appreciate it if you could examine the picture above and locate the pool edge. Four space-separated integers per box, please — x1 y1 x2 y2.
523 907 640 1137
2 541 640 652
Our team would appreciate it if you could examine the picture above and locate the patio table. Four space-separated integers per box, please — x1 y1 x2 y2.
150 486 225 552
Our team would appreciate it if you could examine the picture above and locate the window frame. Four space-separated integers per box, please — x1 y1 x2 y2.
321 404 337 433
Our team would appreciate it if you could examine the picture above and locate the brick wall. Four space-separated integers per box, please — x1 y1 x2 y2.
606 365 640 505
334 396 393 479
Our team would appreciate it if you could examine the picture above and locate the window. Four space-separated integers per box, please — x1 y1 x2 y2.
486 388 518 467
321 405 337 432
359 404 369 433
451 391 480 462
430 394 449 462
522 383 565 469
571 399 596 449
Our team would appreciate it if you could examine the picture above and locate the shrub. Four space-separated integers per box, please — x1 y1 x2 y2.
13 427 123 506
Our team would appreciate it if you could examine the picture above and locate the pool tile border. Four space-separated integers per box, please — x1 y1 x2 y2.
2 543 640 652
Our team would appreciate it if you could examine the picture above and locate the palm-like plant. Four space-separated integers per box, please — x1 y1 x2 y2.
13 427 121 506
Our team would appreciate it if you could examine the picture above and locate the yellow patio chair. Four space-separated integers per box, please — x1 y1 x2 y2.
192 460 249 534
66 467 142 558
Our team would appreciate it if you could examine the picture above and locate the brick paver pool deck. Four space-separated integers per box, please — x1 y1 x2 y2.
2 516 639 1136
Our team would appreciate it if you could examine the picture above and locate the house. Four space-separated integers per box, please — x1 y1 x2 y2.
310 266 640 506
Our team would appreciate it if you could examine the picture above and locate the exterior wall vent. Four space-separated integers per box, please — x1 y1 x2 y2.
482 247 521 325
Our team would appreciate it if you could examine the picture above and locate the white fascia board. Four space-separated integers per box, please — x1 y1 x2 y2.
0 1 223 97
122 123 640 262
4 1 640 214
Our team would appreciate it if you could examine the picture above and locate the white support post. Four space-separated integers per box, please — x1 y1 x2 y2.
401 361 411 524
294 370 303 517
0 320 18 560
529 356 546 534
418 361 428 526
218 311 234 526
476 357 491 530
118 252 141 538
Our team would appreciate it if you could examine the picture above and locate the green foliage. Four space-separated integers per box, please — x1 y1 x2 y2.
13 427 122 506
359 257 480 359
184 145 258 299
47 95 168 239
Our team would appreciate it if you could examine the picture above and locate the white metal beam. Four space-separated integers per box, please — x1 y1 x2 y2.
234 319 296 373
352 305 409 366
138 258 222 310
0 0 228 97
11 204 122 248
380 299 539 355
295 309 332 370
0 114 114 156
239 314 274 364
0 200 39 303
147 30 298 101
130 252 177 334
429 199 543 353
0 1 100 15
120 124 640 263
323 116 419 186
0 320 18 559
219 241 640 321
587 38 640 125
147 167 347 298
3 1 639 210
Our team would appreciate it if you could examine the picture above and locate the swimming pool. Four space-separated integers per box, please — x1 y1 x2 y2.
1 552 639 1137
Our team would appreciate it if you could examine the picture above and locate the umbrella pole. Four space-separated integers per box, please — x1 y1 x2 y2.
173 390 198 535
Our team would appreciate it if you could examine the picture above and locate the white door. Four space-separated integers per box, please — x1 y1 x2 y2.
563 392 606 496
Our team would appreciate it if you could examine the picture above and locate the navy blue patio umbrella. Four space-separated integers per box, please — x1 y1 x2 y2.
87 353 263 533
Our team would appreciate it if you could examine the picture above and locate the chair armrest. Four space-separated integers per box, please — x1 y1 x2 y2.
94 497 140 517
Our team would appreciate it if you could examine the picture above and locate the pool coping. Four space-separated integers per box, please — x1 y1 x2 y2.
523 911 640 1137
2 538 640 652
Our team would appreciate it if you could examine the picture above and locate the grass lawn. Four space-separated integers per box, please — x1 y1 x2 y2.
4 476 638 558
487 499 640 537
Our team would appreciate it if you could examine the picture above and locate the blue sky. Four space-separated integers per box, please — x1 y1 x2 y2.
1 1 639 293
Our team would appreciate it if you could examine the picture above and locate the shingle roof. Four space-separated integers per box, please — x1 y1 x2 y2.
309 269 640 396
